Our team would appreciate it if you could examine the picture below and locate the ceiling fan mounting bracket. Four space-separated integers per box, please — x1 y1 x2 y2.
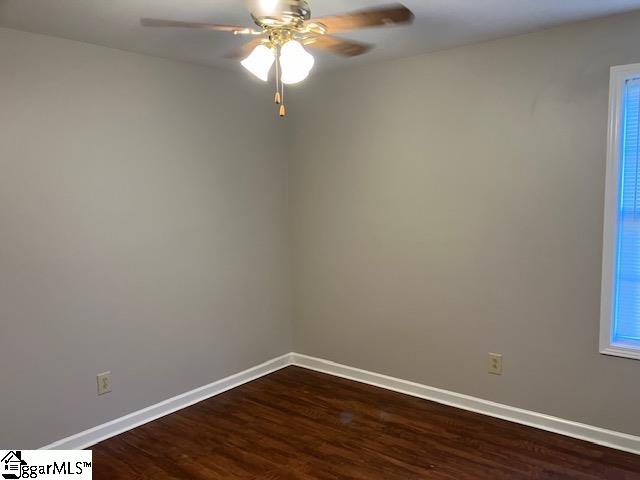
251 0 311 30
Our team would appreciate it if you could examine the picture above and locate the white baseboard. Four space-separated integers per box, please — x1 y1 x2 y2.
290 353 640 455
41 353 292 450
41 351 640 455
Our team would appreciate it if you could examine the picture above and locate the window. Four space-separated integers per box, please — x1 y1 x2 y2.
601 64 640 360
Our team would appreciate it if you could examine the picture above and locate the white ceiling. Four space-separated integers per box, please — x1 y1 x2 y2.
1 0 640 73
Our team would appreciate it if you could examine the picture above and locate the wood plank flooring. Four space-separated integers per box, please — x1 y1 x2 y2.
91 366 640 479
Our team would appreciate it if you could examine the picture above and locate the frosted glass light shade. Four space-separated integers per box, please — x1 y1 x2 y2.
280 40 315 85
241 45 275 81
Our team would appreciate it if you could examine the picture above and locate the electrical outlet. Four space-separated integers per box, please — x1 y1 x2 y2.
97 371 112 395
488 353 503 375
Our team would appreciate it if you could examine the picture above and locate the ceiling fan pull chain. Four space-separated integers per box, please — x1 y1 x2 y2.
279 76 286 117
275 43 286 118
279 84 286 118
274 44 282 105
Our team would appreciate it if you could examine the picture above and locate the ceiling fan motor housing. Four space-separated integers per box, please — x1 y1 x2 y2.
252 0 311 29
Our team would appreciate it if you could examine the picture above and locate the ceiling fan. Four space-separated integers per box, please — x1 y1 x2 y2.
141 0 414 117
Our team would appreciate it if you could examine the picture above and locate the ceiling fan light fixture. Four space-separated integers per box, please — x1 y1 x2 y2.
241 44 275 81
279 40 315 85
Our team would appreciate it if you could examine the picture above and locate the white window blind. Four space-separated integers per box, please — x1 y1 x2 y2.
601 65 640 360
612 77 640 349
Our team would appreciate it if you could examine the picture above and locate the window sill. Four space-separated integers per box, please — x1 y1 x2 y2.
600 345 640 361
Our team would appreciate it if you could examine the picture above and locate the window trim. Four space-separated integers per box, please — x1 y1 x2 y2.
600 63 640 360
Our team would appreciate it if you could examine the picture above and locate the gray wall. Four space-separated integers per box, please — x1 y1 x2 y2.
289 11 640 436
0 28 292 449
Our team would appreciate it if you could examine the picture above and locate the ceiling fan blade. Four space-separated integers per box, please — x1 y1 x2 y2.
306 36 373 57
311 4 414 34
140 18 248 33
223 38 265 59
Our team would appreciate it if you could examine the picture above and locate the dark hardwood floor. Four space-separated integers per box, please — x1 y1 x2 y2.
91 366 640 479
